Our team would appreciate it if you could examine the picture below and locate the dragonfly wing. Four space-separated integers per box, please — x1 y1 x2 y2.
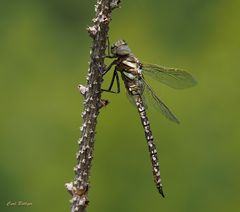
143 63 197 89
126 91 148 110
142 77 180 123
126 91 136 106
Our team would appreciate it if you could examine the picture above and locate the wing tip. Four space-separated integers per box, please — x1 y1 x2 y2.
169 115 180 124
175 119 180 124
187 77 198 88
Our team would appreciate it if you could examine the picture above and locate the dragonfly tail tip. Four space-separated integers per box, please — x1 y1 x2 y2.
158 187 165 198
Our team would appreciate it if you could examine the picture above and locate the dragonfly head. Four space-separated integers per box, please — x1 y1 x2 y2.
111 40 132 56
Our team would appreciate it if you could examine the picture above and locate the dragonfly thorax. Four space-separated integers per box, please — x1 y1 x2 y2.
111 40 132 56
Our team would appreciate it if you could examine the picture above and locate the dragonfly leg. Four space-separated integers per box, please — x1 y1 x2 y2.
105 37 115 58
101 69 120 94
101 60 117 76
107 36 111 56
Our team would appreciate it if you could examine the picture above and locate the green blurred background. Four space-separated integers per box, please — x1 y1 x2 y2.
1 0 240 211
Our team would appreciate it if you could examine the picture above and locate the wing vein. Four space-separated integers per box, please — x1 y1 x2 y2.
141 77 180 124
143 64 197 89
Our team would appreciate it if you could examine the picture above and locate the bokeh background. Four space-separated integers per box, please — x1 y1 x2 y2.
1 0 240 211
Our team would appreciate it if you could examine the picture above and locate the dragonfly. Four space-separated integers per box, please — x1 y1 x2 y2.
101 40 197 197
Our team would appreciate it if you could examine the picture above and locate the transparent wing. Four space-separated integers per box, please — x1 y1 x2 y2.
126 91 148 110
126 91 136 106
143 63 197 89
141 77 180 123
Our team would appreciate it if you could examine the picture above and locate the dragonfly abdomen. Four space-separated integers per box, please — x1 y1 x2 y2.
134 95 165 197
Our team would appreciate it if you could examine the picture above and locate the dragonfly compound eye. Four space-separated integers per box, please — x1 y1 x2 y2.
113 40 126 48
111 40 131 56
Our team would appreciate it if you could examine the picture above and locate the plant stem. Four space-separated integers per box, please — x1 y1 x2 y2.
66 1 121 212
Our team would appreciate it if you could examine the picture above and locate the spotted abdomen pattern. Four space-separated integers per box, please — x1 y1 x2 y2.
134 95 164 197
